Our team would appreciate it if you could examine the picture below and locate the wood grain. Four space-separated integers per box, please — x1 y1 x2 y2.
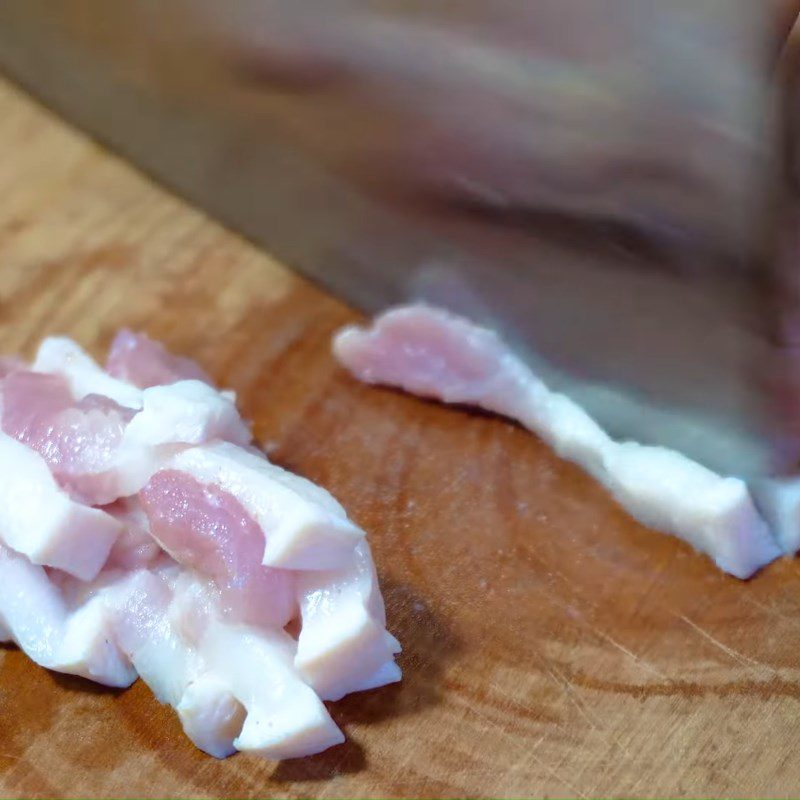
1 75 800 799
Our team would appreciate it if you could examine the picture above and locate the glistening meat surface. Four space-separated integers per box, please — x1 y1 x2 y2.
0 330 400 760
334 304 784 579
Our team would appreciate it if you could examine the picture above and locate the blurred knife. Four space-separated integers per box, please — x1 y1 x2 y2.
0 0 794 479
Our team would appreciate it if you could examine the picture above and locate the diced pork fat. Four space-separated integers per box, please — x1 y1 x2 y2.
117 566 344 759
1 370 251 505
334 305 781 579
199 620 344 759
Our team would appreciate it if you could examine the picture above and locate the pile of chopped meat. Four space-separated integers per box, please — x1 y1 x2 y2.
334 304 790 579
0 330 400 760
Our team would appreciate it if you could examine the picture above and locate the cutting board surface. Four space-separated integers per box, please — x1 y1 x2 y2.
1 77 800 799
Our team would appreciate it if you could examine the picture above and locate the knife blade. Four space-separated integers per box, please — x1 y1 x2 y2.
0 0 793 479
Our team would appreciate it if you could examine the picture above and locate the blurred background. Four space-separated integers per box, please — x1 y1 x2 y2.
0 1 799 479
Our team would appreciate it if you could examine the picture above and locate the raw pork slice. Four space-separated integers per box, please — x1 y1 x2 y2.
140 469 295 627
2 368 251 506
0 330 399 761
0 431 121 579
114 565 344 759
165 442 366 570
334 304 782 579
123 380 251 448
106 329 213 388
1 369 137 505
295 540 402 701
0 545 135 686
34 336 143 409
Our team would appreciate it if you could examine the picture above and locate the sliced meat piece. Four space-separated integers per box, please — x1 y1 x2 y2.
295 540 401 701
104 497 163 570
199 620 344 760
0 545 135 686
113 566 204 706
176 676 245 759
112 567 243 757
2 371 250 506
106 329 213 389
118 566 342 759
334 302 545 425
166 442 365 570
34 336 143 409
0 431 121 579
335 305 781 579
0 328 399 761
122 380 251 448
140 469 295 627
2 370 137 505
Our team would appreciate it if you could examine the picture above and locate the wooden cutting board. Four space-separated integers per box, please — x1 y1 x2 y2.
1 75 800 800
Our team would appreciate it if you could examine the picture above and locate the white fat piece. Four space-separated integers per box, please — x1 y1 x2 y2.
33 336 143 409
123 380 251 449
295 540 402 701
0 432 121 579
334 305 781 579
114 567 204 706
540 393 780 579
166 442 364 570
200 622 344 760
107 380 255 499
176 675 245 759
0 545 135 686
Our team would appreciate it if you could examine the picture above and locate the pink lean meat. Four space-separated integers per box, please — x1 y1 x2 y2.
2 369 136 505
333 304 783 579
106 328 214 388
0 330 400 760
140 469 295 627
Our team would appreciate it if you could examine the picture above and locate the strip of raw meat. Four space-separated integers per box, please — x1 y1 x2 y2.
117 566 344 759
106 329 213 389
0 545 135 686
750 478 800 555
295 540 402 701
140 469 295 627
109 566 242 757
1 370 137 505
0 431 121 579
166 442 365 570
2 371 251 505
104 497 163 570
0 330 399 761
34 337 144 409
122 380 251 448
200 619 344 759
334 305 781 579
